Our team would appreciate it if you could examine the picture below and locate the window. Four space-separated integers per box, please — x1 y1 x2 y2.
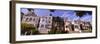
29 18 32 21
48 21 51 23
45 24 51 29
66 26 68 28
74 25 79 28
49 17 51 19
40 24 44 28
25 18 29 21
33 18 35 21
45 17 47 19
47 21 51 23
42 19 45 22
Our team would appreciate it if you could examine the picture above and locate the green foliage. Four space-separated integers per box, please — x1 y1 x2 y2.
21 23 40 35
48 30 55 34
55 30 62 34
48 28 63 34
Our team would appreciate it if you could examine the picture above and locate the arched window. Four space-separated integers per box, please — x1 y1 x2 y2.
29 18 32 21
33 18 35 21
40 24 44 28
26 18 29 21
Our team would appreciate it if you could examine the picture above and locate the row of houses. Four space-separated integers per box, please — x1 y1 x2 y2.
21 10 53 34
21 9 92 34
64 19 92 33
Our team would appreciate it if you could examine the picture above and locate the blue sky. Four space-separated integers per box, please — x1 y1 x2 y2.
21 8 92 22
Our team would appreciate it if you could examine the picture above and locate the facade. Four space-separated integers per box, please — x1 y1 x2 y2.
81 22 92 32
64 20 73 33
21 9 40 35
21 11 40 28
21 9 53 34
72 19 92 33
64 18 92 33
38 16 53 33
72 20 82 33
52 17 64 33
21 9 92 34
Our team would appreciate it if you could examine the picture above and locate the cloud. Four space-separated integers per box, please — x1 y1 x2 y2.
34 9 50 16
81 13 92 22
21 8 92 22
61 11 92 22
61 11 79 21
21 8 28 14
51 10 65 17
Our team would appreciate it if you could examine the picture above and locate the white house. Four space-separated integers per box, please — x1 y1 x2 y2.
38 16 53 33
21 9 40 28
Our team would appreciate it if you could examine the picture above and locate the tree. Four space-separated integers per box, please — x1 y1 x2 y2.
21 12 24 21
75 11 85 17
21 23 39 35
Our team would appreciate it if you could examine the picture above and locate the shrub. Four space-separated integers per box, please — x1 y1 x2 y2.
21 23 40 35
